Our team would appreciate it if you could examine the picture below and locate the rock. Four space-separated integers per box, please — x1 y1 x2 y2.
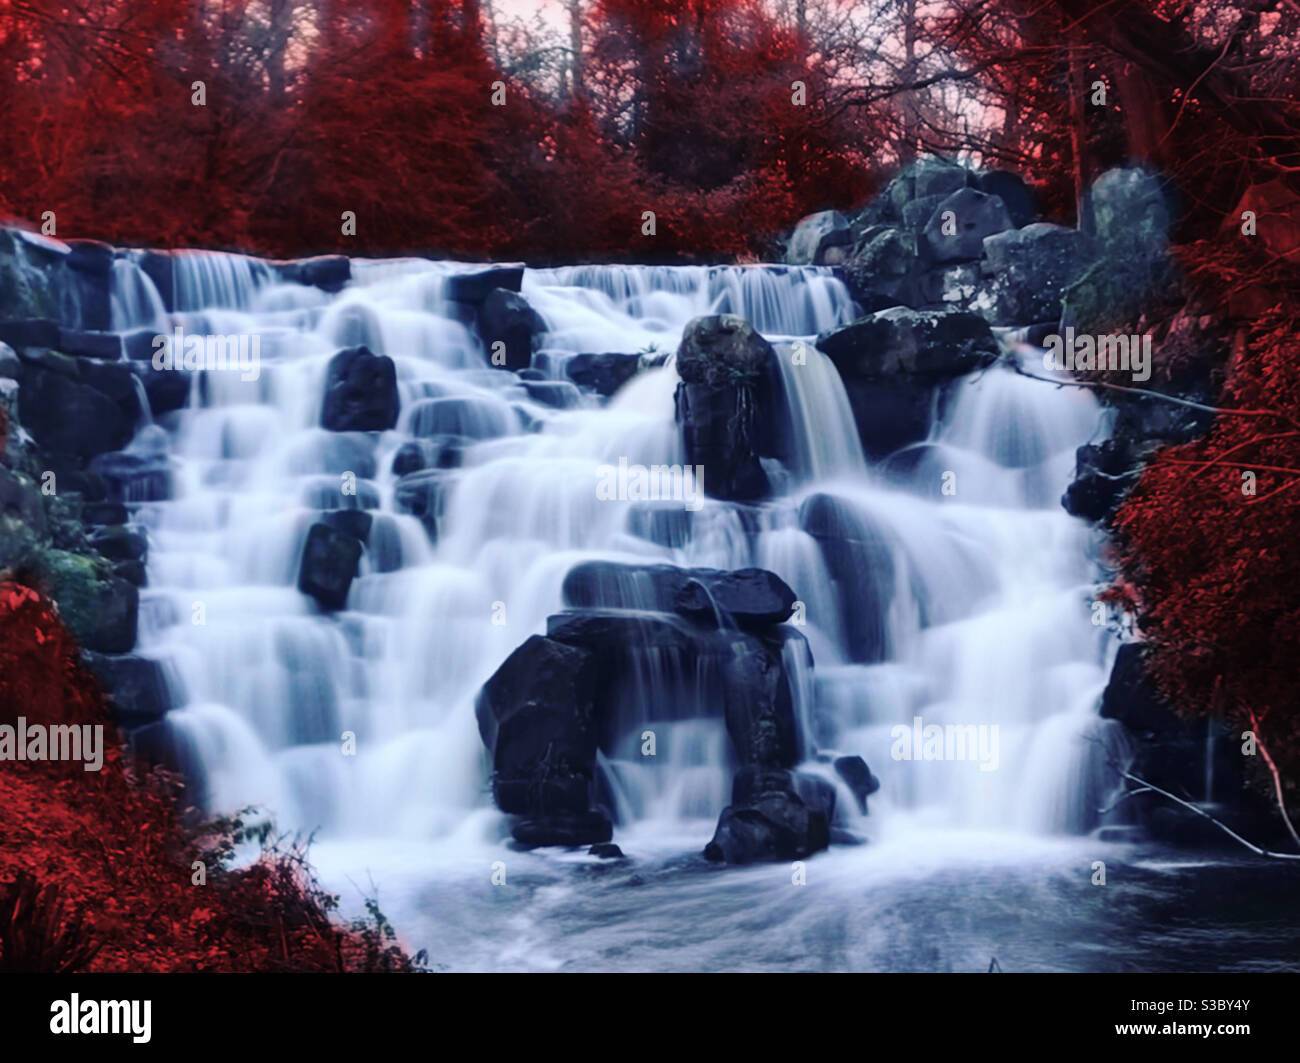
673 568 796 629
297 521 363 610
588 842 625 859
408 395 513 440
81 501 128 526
18 365 134 458
1061 439 1140 523
477 289 545 371
565 352 642 396
446 265 524 304
82 652 171 728
833 755 880 812
512 812 613 849
0 342 21 381
393 468 454 535
134 363 192 417
1088 167 1173 250
112 560 146 586
800 493 893 661
980 223 1093 326
390 437 464 476
89 524 148 563
900 193 949 233
0 467 46 536
1099 643 1178 734
723 640 800 768
45 560 139 655
674 315 772 501
320 345 399 432
562 561 795 630
919 262 984 307
57 328 122 359
976 170 1036 227
886 158 972 216
704 769 833 863
476 635 600 814
817 305 999 380
0 230 58 322
138 251 175 311
278 255 351 292
786 210 853 265
319 509 373 543
65 240 115 277
521 379 581 409
922 187 1013 264
0 318 61 350
89 451 173 503
840 226 919 308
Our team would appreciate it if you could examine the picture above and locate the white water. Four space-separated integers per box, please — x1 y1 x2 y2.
108 252 1131 961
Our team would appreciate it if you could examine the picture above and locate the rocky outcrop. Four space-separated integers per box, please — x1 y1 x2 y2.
704 767 835 863
674 314 772 500
786 210 853 265
565 352 643 396
981 222 1092 326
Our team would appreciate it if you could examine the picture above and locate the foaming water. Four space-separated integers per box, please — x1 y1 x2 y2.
109 252 1147 967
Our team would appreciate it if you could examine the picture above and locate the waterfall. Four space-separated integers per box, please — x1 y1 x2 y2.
116 254 1115 851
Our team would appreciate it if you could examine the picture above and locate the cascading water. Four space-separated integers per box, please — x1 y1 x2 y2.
110 251 1135 968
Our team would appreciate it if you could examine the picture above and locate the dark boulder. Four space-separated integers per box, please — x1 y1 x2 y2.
0 318 61 350
18 365 134 458
565 352 642 397
976 170 1037 227
90 524 148 563
320 346 399 432
833 755 881 813
704 768 834 863
279 255 351 292
817 306 999 380
82 652 172 729
723 639 800 768
1061 439 1141 523
589 842 625 859
477 289 545 371
476 635 600 817
90 451 173 503
512 812 613 849
297 521 363 610
446 265 524 304
673 568 796 629
674 315 772 501
65 240 115 277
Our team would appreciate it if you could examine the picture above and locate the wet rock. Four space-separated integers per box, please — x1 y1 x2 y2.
90 451 173 503
476 635 600 817
704 769 833 863
89 524 148 563
1061 439 1141 523
320 345 399 432
674 568 796 629
0 467 46 536
723 639 800 768
133 362 192 417
922 187 1013 264
565 352 642 396
82 651 172 728
393 468 454 535
833 755 881 813
18 365 134 458
446 265 523 304
477 289 545 372
674 315 771 501
320 509 373 543
277 255 351 292
57 328 122 359
65 239 115 277
786 210 853 265
522 379 581 409
840 226 919 308
512 812 613 849
589 842 625 859
297 521 363 610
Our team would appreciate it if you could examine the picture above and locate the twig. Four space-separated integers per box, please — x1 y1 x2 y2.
1247 710 1300 850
